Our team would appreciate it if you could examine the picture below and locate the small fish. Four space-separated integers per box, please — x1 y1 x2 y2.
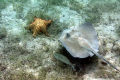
54 53 75 70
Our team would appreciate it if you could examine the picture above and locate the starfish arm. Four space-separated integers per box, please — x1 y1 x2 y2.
29 24 35 29
33 30 37 37
40 25 49 36
45 30 49 36
45 20 52 26
45 28 50 36
32 26 40 37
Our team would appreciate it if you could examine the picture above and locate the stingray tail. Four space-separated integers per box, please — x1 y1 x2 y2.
92 52 120 72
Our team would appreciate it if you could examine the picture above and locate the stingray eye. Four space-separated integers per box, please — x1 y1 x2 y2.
66 33 70 38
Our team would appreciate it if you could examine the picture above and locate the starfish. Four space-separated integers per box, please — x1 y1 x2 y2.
26 17 52 37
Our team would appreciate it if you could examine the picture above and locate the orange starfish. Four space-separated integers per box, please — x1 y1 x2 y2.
26 17 52 37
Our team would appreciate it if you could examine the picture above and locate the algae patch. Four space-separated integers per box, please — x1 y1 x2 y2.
0 27 7 39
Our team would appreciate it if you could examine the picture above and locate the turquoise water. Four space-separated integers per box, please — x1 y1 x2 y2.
0 0 120 80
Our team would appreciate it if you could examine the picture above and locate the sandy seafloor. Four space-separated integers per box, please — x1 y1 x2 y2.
0 0 120 80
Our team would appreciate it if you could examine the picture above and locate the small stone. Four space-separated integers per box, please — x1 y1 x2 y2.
113 45 118 50
106 43 113 51
42 47 49 52
101 61 107 66
115 41 120 46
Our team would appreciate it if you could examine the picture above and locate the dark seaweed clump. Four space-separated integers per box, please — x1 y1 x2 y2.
0 27 7 39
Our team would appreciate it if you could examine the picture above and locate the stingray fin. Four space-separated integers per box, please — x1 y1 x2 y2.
78 22 96 35
78 22 99 51
92 51 120 72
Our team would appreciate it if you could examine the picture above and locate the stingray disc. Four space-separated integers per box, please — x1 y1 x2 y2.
59 22 99 58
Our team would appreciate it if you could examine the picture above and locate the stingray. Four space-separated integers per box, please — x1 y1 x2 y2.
59 22 120 72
